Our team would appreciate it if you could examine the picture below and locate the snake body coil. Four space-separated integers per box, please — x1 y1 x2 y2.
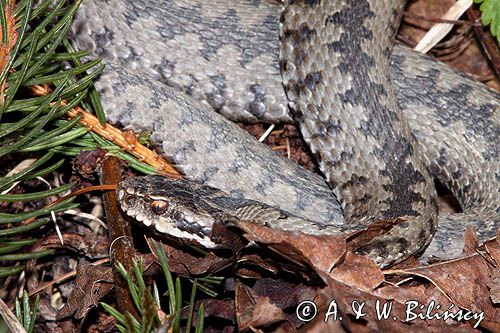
71 0 500 266
280 0 438 264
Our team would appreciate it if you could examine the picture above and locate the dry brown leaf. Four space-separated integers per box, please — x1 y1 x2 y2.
236 254 280 276
72 148 108 181
145 239 233 276
462 226 479 256
210 221 247 252
236 220 346 273
317 272 478 332
252 278 317 311
404 255 495 318
30 233 109 259
235 282 287 331
186 299 235 324
57 264 113 320
331 252 384 290
297 315 345 333
488 269 500 304
485 240 500 265
292 236 499 331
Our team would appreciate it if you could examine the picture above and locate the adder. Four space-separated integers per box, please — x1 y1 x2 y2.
71 0 500 267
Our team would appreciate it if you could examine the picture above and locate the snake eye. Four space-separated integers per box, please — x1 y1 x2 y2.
151 200 169 215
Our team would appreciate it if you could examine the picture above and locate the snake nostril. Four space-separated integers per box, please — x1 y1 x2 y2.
151 200 169 215
124 194 136 207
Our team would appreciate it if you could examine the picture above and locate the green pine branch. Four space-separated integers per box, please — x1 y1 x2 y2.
0 0 158 281
0 0 100 279
0 1 209 332
102 240 205 333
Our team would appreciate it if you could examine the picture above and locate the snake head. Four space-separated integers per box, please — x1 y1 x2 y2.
116 176 222 248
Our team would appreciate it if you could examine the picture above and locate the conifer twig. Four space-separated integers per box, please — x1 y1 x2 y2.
30 83 181 178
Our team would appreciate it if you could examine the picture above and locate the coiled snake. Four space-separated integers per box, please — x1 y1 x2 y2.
71 0 500 267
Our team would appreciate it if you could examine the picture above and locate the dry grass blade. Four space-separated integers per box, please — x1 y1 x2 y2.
0 297 27 333
415 0 473 53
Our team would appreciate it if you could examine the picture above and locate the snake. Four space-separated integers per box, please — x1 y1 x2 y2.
70 0 500 267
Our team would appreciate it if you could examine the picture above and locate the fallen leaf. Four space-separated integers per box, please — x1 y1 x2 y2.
236 221 346 273
403 255 496 319
235 282 287 331
331 252 384 290
485 241 500 264
488 269 500 304
57 264 113 320
318 272 478 332
252 278 317 310
185 299 235 323
463 226 479 256
146 239 233 276
72 149 107 181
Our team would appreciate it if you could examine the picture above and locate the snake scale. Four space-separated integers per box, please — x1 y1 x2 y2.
71 0 500 266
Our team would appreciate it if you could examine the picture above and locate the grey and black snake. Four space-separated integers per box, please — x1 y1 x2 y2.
70 0 500 267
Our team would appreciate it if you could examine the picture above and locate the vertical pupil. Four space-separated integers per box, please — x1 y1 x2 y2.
151 200 169 215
